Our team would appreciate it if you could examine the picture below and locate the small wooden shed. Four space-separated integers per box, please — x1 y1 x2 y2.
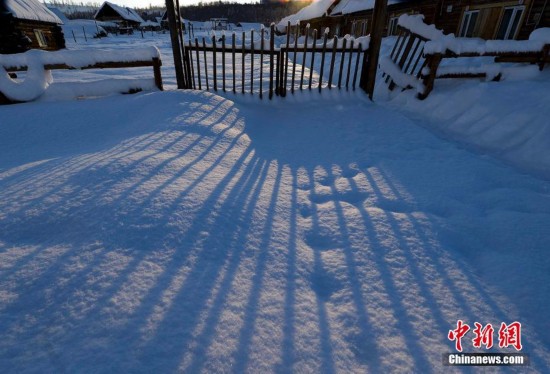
0 0 65 54
94 1 144 30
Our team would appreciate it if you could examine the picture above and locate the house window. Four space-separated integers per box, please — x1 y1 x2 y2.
496 6 525 40
388 17 399 36
34 29 48 47
458 10 479 37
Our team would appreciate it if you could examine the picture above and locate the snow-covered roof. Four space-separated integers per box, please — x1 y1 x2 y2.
95 1 144 24
278 0 335 29
47 6 69 23
330 0 404 15
5 0 63 24
140 20 159 27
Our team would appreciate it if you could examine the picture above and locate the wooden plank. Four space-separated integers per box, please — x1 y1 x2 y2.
291 23 299 94
250 30 254 94
222 34 226 92
328 35 338 89
260 28 264 99
7 61 157 71
242 31 245 94
338 37 347 89
283 21 291 96
309 29 317 90
195 39 202 90
300 24 309 90
188 36 196 89
408 40 425 76
346 39 354 90
269 24 275 100
400 35 419 73
353 47 361 90
319 31 328 93
232 33 236 93
437 72 487 79
275 46 281 96
212 35 217 91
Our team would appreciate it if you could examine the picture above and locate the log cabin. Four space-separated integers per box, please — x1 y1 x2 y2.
0 0 65 54
278 0 549 40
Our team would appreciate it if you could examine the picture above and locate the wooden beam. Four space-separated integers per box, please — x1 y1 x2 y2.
360 0 388 100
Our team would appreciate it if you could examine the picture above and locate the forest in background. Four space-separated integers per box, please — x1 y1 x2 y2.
46 0 312 24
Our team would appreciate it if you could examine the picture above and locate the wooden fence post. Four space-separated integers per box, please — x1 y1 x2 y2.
152 57 164 90
165 0 185 89
418 53 441 100
360 0 387 100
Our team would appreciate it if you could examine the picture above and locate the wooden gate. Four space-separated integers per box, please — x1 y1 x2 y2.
181 24 368 100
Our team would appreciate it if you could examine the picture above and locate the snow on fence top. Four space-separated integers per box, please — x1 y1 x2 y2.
6 0 63 24
0 47 160 70
1 47 161 102
399 14 549 55
397 14 446 41
529 28 550 43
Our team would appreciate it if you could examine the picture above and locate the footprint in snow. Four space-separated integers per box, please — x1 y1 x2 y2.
311 267 342 300
305 227 342 251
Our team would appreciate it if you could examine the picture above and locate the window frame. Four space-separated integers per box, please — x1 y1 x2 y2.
34 29 48 47
496 5 525 40
458 10 480 37
388 16 399 36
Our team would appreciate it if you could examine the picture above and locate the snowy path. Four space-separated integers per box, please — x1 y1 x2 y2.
1 91 549 372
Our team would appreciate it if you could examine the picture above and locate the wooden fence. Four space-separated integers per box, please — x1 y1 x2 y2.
384 28 428 91
181 24 368 99
383 22 550 100
1 55 163 104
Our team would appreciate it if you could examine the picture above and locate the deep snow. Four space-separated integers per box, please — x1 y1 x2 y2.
1 28 550 373
1 90 550 372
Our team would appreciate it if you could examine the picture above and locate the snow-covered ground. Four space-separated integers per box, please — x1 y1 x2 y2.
1 31 550 372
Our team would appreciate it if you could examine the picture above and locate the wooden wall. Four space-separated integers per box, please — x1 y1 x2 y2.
297 0 549 41
15 20 65 51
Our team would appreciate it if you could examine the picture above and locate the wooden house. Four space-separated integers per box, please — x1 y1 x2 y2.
94 1 144 32
278 0 549 41
447 0 549 40
0 0 65 54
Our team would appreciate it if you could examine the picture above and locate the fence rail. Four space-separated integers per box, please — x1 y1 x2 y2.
181 24 368 99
